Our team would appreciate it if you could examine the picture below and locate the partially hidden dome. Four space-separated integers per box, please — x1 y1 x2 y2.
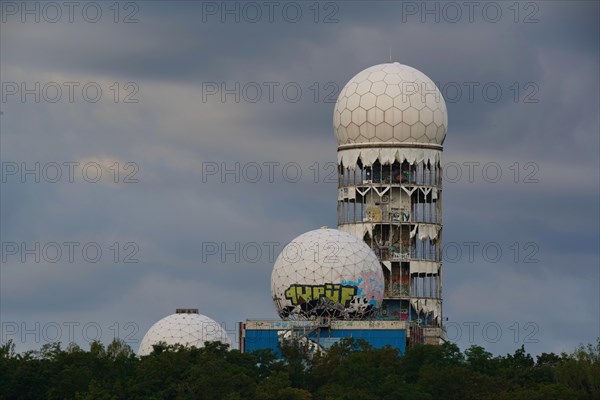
138 311 231 356
271 228 385 320
333 62 448 146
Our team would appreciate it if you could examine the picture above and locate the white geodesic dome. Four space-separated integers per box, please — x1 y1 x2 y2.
334 62 447 146
271 228 385 320
138 312 231 356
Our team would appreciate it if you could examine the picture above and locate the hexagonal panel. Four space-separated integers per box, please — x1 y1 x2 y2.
352 70 371 83
410 121 427 141
371 81 387 96
344 82 358 97
384 107 403 126
356 80 372 95
418 79 438 95
413 70 432 86
359 122 376 138
347 123 360 140
425 123 437 141
359 92 377 110
334 110 341 127
340 109 352 127
384 74 401 85
347 93 361 111
337 125 348 144
366 107 384 125
367 64 385 72
375 94 393 111
425 92 443 111
385 84 401 98
420 108 433 125
352 107 367 126
416 135 430 144
368 70 386 82
393 95 410 111
409 93 426 110
403 107 419 125
399 69 416 84
436 125 446 143
382 64 399 73
401 81 419 99
375 122 394 141
433 109 444 126
337 95 347 110
393 122 411 142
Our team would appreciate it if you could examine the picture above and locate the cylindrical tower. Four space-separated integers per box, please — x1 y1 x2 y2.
333 62 447 343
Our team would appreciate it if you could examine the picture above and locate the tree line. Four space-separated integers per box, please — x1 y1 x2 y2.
1 337 599 399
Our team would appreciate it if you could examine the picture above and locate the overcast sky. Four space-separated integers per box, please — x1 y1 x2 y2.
1 1 598 356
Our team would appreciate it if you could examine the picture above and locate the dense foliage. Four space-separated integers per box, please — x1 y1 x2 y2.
1 338 599 399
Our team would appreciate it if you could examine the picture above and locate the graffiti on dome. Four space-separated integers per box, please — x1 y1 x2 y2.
284 283 357 307
341 270 385 300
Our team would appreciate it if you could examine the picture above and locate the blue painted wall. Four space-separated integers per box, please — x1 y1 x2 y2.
244 328 406 356
245 330 280 353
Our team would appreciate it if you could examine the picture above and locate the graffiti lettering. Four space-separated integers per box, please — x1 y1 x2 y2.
284 283 357 307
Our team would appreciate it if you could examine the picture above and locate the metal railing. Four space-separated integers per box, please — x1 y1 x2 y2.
338 212 442 225
340 170 442 187
373 247 441 262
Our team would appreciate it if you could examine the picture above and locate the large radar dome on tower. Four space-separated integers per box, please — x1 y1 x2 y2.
271 228 385 320
138 309 231 356
333 62 447 147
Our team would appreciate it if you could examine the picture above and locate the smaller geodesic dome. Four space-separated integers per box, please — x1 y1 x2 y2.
271 228 385 320
138 309 231 356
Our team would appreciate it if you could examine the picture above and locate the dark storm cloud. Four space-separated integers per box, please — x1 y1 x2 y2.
3 1 596 148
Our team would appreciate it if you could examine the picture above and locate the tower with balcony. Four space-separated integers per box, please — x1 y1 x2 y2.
333 62 448 343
